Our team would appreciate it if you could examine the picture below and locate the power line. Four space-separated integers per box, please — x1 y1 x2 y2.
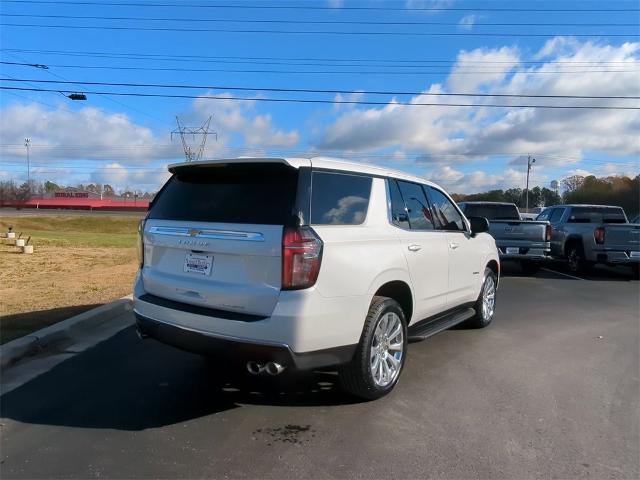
2 1 639 12
1 51 168 125
2 23 638 37
2 85 639 109
1 13 637 27
3 77 638 100
2 61 638 75
3 48 636 67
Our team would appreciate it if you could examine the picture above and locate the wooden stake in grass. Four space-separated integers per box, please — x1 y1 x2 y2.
26 236 31 246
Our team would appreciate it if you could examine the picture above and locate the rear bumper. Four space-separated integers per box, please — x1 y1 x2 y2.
132 272 367 368
497 246 551 261
591 249 640 265
135 312 356 370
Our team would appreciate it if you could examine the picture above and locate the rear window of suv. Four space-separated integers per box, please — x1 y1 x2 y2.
148 163 299 225
310 171 372 225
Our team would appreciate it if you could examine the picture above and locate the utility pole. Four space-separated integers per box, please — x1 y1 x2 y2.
24 138 31 191
525 155 536 211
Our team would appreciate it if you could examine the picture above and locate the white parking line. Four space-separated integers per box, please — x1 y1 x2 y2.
541 268 585 281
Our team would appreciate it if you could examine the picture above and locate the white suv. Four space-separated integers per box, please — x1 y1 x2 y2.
134 157 499 399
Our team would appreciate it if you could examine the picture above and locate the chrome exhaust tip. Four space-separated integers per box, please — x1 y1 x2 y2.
246 361 262 375
265 362 285 376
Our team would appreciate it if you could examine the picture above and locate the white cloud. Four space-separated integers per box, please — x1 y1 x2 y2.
0 103 177 161
405 0 455 11
191 93 299 150
429 165 548 193
88 162 170 191
447 46 520 92
316 38 640 177
0 94 298 190
333 91 365 111
458 14 477 31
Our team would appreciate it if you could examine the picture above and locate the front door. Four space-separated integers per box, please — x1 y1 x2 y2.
426 186 479 307
391 179 450 321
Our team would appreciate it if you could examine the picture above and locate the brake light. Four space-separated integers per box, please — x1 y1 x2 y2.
594 227 606 245
137 219 145 267
282 226 323 290
545 224 553 242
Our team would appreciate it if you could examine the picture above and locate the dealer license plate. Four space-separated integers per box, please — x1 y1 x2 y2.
506 247 520 255
184 253 213 275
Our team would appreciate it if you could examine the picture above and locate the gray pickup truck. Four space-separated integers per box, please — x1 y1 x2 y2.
458 202 551 274
536 204 640 275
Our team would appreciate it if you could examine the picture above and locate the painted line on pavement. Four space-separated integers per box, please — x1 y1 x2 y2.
541 268 585 281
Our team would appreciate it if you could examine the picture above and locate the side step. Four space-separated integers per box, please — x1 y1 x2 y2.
407 307 476 342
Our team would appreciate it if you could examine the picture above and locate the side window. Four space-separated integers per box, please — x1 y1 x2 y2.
388 179 410 229
536 209 551 221
427 187 466 231
397 181 435 231
310 171 372 225
550 208 564 223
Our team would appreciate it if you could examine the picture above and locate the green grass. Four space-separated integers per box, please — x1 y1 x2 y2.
0 215 141 248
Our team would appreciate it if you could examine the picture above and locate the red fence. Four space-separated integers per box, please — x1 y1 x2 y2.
0 198 150 211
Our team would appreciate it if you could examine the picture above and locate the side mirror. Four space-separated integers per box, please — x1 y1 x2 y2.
468 216 490 236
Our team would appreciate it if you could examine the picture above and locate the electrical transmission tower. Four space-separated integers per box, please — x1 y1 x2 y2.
171 116 216 162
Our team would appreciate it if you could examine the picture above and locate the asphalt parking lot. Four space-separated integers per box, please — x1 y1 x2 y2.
1 264 638 479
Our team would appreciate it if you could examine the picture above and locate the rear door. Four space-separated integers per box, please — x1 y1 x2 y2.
141 162 301 316
392 179 449 321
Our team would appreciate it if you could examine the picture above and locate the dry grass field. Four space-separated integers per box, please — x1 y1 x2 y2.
0 214 142 344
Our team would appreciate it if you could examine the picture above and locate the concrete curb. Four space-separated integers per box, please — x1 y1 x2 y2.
0 296 133 369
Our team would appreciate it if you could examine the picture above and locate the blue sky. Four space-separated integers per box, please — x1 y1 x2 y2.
0 0 638 194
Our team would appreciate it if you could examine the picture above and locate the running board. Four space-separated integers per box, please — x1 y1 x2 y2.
407 307 476 342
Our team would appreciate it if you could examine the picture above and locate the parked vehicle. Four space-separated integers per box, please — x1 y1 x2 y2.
458 202 551 274
536 204 640 275
520 207 544 220
134 157 500 399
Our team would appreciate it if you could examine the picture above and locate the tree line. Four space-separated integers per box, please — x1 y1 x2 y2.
452 174 639 217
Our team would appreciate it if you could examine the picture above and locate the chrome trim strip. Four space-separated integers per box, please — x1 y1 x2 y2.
148 225 264 242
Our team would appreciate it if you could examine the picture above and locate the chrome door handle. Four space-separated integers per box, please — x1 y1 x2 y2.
407 244 422 252
449 242 459 250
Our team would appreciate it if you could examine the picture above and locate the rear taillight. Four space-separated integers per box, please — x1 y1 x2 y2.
137 219 145 267
282 226 323 290
545 224 553 242
594 227 606 245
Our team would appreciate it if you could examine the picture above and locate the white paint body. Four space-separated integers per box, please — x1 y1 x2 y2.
134 157 499 353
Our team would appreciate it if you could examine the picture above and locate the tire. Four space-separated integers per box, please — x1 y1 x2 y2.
463 267 498 329
520 261 541 275
632 263 640 279
566 243 590 275
338 296 408 400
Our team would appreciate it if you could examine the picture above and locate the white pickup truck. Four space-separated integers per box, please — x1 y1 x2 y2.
458 202 551 274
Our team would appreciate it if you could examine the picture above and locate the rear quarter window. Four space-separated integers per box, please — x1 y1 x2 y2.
310 171 372 225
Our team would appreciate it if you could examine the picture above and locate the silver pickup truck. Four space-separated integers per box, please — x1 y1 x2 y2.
458 202 551 274
536 204 640 275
